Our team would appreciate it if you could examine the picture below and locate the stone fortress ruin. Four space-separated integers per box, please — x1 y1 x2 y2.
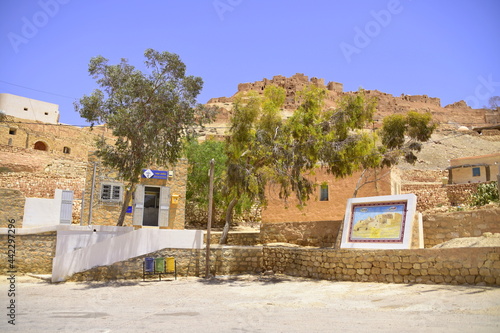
205 73 499 138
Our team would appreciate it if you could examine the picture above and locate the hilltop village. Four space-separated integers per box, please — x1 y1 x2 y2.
0 74 499 286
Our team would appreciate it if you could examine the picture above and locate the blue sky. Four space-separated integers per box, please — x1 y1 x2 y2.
1 0 499 125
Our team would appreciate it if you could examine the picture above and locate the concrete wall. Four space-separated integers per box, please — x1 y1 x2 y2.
51 227 204 282
0 93 59 124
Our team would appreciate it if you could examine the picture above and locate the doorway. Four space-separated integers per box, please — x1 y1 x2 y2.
143 187 160 226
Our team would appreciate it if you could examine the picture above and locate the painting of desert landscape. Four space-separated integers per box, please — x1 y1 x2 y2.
348 203 406 242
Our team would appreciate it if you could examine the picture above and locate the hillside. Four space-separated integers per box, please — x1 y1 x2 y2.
398 130 500 171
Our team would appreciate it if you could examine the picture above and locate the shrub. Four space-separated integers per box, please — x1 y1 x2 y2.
470 182 499 206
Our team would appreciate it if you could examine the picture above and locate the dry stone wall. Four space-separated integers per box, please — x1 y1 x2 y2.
423 207 500 247
0 231 56 274
260 220 342 247
0 190 25 228
264 246 500 285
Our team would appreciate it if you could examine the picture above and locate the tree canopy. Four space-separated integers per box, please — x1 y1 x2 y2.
75 49 213 226
219 86 437 242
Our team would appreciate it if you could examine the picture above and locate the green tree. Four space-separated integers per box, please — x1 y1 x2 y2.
352 110 437 197
220 86 286 243
185 139 227 227
75 49 212 226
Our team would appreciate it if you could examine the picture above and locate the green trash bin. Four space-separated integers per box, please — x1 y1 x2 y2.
155 257 166 280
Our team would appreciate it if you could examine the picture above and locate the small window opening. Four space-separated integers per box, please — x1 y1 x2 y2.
9 128 17 135
44 112 49 116
472 167 481 177
24 107 28 111
63 146 71 154
320 184 329 201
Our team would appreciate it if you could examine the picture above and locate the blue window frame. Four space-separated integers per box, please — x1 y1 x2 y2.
472 167 481 177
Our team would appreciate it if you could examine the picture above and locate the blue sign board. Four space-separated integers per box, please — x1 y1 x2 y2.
126 206 133 214
141 169 168 179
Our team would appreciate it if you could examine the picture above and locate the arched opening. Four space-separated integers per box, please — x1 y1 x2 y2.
34 141 48 151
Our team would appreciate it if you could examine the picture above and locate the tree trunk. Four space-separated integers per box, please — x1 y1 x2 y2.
219 198 238 245
352 169 367 198
117 182 137 226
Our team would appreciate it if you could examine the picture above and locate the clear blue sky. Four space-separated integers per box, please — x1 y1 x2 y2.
1 0 499 125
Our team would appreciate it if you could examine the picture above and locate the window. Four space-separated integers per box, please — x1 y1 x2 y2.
472 167 481 177
9 128 16 135
23 107 28 111
63 146 71 154
320 184 329 201
101 184 122 201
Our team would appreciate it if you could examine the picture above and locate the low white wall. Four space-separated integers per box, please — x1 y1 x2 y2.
51 228 204 282
55 225 134 257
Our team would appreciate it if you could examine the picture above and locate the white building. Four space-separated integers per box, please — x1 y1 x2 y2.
0 93 59 124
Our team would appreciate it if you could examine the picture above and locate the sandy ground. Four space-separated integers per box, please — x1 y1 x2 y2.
1 274 499 333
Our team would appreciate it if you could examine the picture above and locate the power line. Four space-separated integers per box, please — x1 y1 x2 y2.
0 80 77 100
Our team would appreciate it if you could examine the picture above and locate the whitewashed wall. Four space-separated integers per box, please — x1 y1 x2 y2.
52 227 204 282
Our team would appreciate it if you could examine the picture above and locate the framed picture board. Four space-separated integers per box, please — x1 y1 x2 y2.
340 194 417 249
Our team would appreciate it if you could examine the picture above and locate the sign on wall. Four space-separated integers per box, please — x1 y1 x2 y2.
340 194 417 249
141 169 168 179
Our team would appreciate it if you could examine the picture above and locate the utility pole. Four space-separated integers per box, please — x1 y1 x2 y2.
205 159 215 279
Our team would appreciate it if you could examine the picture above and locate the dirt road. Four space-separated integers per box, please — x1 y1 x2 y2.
1 274 499 332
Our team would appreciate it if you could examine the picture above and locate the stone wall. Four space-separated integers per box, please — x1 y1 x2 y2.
68 246 263 281
446 183 480 206
0 172 85 199
264 246 500 285
0 190 25 228
207 231 261 246
2 227 499 286
402 184 448 212
260 220 342 247
0 231 56 274
422 207 500 248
